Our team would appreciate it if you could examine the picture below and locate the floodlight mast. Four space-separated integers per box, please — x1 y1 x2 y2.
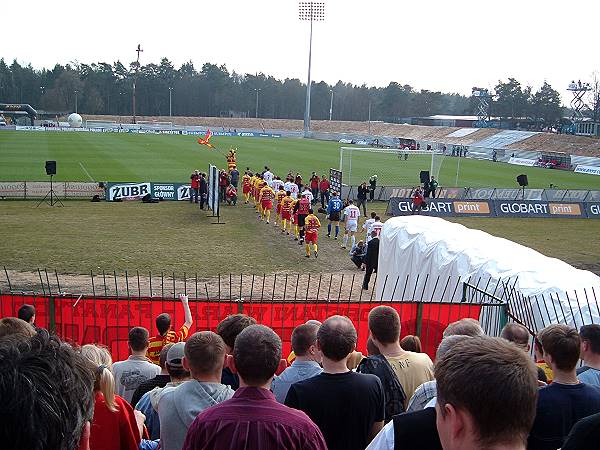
298 2 325 137
132 44 143 124
471 87 492 128
567 80 591 128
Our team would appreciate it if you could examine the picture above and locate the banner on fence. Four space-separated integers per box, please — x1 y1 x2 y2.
14 125 281 138
494 201 585 218
387 198 495 217
0 294 483 361
585 203 600 218
508 157 537 166
106 182 191 201
574 165 600 176
0 181 104 199
388 198 589 219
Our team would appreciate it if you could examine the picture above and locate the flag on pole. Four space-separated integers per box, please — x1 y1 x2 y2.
197 129 215 149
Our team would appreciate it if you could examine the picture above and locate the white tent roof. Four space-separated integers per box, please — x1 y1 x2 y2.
376 216 600 328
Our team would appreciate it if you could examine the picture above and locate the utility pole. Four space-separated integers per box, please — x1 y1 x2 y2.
132 44 143 124
255 88 261 118
329 89 333 121
74 90 78 113
169 87 173 117
367 99 372 135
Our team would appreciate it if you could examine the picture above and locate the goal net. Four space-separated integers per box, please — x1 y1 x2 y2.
339 145 450 187
86 119 117 129
137 121 174 130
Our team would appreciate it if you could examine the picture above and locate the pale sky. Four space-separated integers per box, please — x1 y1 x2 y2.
3 0 599 99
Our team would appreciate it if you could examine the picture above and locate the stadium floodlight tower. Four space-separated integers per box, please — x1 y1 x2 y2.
132 44 143 124
472 87 492 128
567 80 591 133
298 1 325 137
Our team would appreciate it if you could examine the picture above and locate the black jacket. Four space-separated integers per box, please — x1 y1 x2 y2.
199 178 208 194
392 408 442 450
357 185 368 200
365 237 379 269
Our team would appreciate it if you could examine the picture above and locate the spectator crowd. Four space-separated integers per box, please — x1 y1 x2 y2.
2 298 600 450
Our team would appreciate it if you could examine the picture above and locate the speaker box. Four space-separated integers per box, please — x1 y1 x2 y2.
45 160 56 176
420 171 430 184
517 174 528 187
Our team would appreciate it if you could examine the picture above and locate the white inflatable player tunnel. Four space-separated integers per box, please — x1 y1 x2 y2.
375 216 600 330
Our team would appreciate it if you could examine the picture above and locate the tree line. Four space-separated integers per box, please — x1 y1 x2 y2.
0 57 589 126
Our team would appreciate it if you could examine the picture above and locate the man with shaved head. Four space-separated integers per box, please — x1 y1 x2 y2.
273 322 322 403
285 315 385 450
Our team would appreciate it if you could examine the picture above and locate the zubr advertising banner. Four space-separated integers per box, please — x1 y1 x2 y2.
106 182 191 201
388 198 589 219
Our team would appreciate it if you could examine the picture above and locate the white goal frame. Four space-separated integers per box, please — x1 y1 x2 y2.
137 121 174 130
339 146 447 186
85 119 117 128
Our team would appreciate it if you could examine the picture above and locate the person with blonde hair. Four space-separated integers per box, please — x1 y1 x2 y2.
80 344 141 450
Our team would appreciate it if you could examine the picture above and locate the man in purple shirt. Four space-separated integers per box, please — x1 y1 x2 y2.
182 324 327 450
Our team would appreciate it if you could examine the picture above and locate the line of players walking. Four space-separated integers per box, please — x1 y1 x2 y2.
240 166 384 275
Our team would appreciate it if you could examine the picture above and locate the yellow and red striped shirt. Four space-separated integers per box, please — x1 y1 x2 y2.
146 325 190 365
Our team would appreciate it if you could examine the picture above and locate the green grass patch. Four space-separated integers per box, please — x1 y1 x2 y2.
1 200 599 277
1 131 599 189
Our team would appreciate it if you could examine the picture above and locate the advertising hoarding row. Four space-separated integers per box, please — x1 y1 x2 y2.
388 198 600 219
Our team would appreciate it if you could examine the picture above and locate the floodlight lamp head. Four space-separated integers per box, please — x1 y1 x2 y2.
298 1 326 21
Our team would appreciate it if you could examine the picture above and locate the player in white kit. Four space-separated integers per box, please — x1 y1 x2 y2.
263 167 274 186
362 211 376 240
341 200 361 249
288 181 300 199
369 216 384 242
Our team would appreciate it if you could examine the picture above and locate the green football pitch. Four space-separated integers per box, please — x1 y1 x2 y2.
1 130 599 189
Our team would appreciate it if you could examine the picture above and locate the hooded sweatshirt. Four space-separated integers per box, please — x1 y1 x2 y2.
135 381 187 440
158 379 234 450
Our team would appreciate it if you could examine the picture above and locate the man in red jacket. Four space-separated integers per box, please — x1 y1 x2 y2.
190 170 200 204
412 187 426 214
309 173 320 205
319 175 330 209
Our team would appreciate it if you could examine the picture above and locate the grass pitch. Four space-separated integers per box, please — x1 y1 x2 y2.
1 131 599 291
1 200 599 279
1 131 599 189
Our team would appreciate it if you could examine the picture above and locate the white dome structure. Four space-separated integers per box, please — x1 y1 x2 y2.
67 113 83 128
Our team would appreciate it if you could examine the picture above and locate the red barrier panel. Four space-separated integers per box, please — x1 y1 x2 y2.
1 295 482 361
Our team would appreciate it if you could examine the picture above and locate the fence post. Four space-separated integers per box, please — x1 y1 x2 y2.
499 303 508 333
415 302 424 338
461 283 467 302
237 298 244 314
48 296 56 334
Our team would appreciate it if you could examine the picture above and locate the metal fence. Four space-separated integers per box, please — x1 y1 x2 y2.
1 268 598 361
0 181 105 199
1 269 508 360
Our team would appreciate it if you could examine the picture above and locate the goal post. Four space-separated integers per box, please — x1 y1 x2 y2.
137 121 174 129
85 119 117 128
339 146 451 187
